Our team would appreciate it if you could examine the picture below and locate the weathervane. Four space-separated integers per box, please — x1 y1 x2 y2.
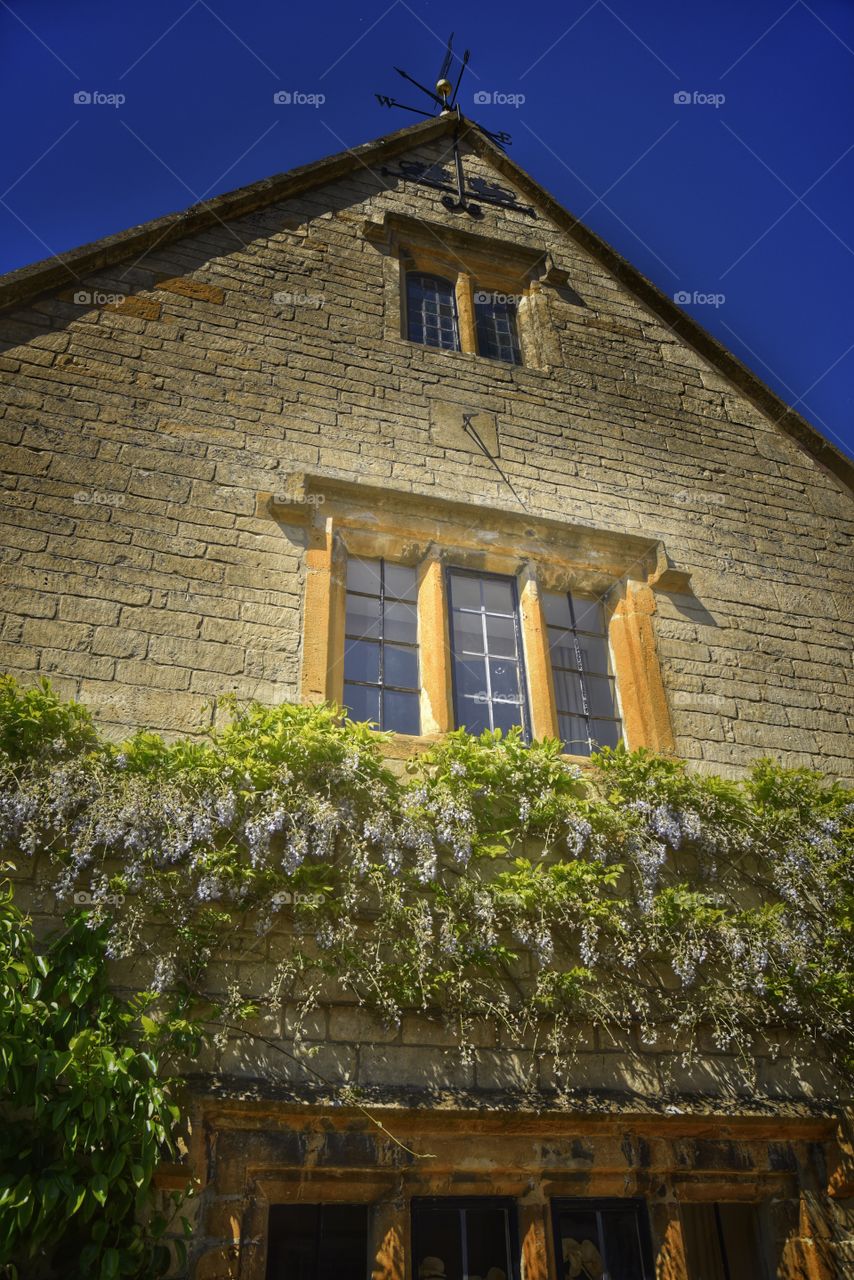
375 34 535 219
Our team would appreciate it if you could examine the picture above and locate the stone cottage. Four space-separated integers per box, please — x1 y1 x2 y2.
0 110 852 1278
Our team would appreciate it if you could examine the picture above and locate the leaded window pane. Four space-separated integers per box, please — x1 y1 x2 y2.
544 590 621 756
406 272 460 351
448 570 530 739
474 292 522 364
343 559 420 734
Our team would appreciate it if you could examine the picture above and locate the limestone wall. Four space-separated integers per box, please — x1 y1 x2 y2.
0 135 851 779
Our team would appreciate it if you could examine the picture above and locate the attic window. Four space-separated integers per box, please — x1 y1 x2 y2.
474 289 522 364
406 272 460 351
404 266 522 365
364 212 573 371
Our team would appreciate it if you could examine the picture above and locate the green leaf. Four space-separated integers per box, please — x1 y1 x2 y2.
100 1246 119 1279
90 1174 108 1207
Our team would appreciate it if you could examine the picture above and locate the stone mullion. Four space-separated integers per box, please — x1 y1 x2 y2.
519 566 559 742
648 1199 690 1280
608 579 675 753
300 518 345 707
518 1203 551 1280
417 549 454 735
455 271 478 353
369 1199 406 1280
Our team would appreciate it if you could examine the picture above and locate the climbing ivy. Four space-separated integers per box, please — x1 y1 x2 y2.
0 874 192 1279
0 675 852 1270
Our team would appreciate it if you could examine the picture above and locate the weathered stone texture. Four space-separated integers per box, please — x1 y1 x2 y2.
0 134 851 772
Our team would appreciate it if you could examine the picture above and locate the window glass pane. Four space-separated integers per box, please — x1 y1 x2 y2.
571 594 606 634
555 1209 601 1278
449 573 482 610
345 592 381 639
601 1208 646 1280
553 1201 651 1280
482 577 515 615
407 273 460 351
384 690 421 736
474 294 522 365
549 632 610 677
384 643 418 690
486 612 517 658
682 1203 767 1280
489 657 520 701
465 1207 513 1275
590 719 622 750
542 591 572 628
344 557 421 737
547 592 621 755
455 656 488 700
384 562 417 601
343 638 380 685
413 1208 463 1280
449 571 529 740
548 629 583 673
266 1204 368 1280
454 609 485 654
383 600 418 645
587 675 618 718
493 700 525 735
574 634 611 676
553 668 586 716
344 683 380 724
457 698 490 736
558 714 593 756
345 557 381 595
412 1202 515 1280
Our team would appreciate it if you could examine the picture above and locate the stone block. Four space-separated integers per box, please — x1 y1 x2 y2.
109 297 162 321
429 401 499 457
358 1044 474 1090
156 277 226 304
328 1005 400 1044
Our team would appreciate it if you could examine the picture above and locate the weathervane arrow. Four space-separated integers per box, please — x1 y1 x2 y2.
374 35 535 218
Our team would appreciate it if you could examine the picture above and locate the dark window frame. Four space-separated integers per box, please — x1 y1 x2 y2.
474 291 523 365
405 270 461 351
411 1195 521 1280
265 1202 369 1280
681 1201 771 1280
343 557 420 735
551 1197 654 1280
446 567 532 742
545 590 622 756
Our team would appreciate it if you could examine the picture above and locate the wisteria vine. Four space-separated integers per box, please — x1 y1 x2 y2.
1 677 852 1090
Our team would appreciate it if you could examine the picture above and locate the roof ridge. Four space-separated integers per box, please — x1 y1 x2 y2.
1 112 850 492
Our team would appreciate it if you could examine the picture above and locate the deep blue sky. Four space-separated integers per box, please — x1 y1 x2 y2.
1 0 852 461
